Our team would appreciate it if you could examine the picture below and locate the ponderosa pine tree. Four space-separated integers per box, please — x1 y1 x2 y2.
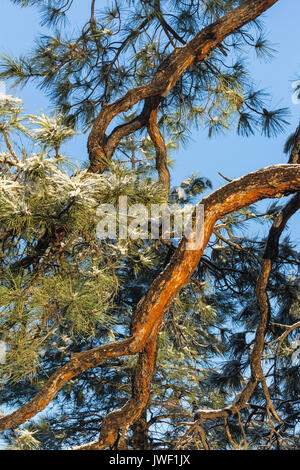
0 0 299 450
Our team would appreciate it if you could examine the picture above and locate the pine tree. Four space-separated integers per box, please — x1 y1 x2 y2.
0 0 299 450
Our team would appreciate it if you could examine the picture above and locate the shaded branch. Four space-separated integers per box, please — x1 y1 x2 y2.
11 224 67 273
288 121 300 164
72 333 158 450
147 96 170 194
194 150 300 434
87 0 278 174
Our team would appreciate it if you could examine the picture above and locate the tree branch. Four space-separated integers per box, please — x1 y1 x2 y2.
87 0 278 173
0 163 299 437
72 332 158 450
147 96 170 195
194 159 300 434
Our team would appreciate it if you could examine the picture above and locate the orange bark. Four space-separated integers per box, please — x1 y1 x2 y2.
0 1 282 445
88 0 278 173
0 164 299 437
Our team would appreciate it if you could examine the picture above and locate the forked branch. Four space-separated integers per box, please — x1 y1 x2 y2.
87 0 278 176
0 164 300 443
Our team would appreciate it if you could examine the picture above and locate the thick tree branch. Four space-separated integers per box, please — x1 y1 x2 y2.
87 0 278 173
194 166 300 433
94 97 160 173
0 163 299 436
72 332 158 450
130 409 152 450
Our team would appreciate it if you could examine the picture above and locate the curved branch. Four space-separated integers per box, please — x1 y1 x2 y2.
195 182 300 430
87 0 278 173
0 163 299 435
195 190 300 427
147 96 170 195
72 332 158 450
89 97 159 173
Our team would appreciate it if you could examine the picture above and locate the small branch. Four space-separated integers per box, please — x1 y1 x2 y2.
214 229 244 250
218 171 233 182
288 121 300 164
269 321 300 347
224 417 238 449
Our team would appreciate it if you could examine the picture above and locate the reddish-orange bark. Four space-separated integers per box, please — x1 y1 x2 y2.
0 0 283 449
0 164 299 440
87 0 278 174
